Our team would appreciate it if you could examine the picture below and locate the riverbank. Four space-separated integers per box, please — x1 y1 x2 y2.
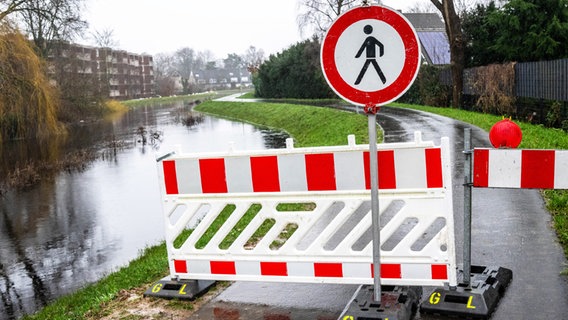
23 98 568 319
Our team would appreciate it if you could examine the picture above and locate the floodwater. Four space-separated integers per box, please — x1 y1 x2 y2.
0 100 288 320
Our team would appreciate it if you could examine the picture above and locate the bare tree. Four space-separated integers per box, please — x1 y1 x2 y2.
174 47 196 79
91 28 119 48
431 0 464 107
297 0 361 37
15 0 87 57
242 45 265 73
0 0 30 22
407 1 438 13
197 50 216 69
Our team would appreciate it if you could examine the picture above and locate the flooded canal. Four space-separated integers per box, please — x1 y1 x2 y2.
0 100 288 320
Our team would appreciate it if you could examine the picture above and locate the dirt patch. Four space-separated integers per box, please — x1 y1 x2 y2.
84 282 230 320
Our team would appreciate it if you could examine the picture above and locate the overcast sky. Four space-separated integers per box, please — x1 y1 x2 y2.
83 0 419 58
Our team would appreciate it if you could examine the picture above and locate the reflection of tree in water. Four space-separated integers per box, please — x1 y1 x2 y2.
0 176 119 319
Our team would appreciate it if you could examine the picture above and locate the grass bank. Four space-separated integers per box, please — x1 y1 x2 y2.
194 100 377 146
122 91 236 108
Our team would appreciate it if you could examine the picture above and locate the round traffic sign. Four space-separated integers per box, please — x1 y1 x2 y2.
321 5 421 106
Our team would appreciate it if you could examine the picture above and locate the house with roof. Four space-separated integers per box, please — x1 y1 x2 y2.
192 68 252 90
404 13 450 65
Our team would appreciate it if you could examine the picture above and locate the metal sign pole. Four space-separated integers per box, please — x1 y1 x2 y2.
368 110 381 303
463 128 473 286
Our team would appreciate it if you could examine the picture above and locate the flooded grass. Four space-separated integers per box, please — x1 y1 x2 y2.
0 149 98 193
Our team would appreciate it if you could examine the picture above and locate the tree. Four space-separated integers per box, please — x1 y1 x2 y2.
462 0 568 66
489 0 568 63
254 37 334 99
15 0 87 58
224 53 244 70
0 23 63 141
297 0 360 37
91 28 119 48
243 45 265 73
462 1 501 67
431 0 465 107
174 47 196 79
0 0 31 21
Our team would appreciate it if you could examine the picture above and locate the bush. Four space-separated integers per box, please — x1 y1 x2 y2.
254 37 335 99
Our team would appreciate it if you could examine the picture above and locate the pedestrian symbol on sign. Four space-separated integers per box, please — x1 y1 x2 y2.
354 25 386 85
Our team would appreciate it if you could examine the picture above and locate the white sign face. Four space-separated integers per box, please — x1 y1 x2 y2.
321 5 421 106
334 19 406 92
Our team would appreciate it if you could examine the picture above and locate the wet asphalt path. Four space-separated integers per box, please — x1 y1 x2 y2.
189 104 568 319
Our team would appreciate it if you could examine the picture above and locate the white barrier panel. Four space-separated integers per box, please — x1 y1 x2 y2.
157 134 457 287
473 148 568 189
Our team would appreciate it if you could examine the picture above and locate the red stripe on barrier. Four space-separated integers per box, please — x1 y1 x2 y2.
199 158 228 193
473 149 489 187
162 160 179 194
521 150 555 189
314 262 343 277
210 261 236 275
425 148 444 188
431 264 448 280
251 156 281 192
174 260 187 273
305 153 337 191
381 264 402 279
260 262 288 276
364 151 397 189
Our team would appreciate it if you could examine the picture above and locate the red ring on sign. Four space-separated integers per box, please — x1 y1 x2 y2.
321 5 420 106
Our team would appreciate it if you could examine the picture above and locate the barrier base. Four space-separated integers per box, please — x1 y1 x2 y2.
143 277 215 300
420 265 512 319
339 285 422 320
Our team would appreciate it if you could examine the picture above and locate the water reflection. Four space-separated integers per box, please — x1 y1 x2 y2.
0 100 288 319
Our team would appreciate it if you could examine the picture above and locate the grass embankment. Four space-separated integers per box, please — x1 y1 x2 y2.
194 100 377 146
122 91 235 108
392 102 568 261
23 99 371 320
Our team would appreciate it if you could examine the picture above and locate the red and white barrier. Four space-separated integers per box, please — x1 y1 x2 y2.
156 133 458 287
161 140 444 195
473 148 568 189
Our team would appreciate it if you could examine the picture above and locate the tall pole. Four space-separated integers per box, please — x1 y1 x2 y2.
367 107 381 303
463 128 473 286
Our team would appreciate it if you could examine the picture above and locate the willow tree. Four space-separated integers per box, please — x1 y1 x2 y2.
0 24 63 142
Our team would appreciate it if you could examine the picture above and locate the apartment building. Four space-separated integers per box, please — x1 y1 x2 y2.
48 42 155 100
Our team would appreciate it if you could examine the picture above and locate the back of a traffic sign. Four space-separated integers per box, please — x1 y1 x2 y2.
321 5 421 106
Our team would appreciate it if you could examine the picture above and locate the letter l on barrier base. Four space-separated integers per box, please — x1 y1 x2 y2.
420 265 512 319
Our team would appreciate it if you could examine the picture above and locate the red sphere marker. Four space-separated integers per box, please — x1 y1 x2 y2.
489 119 523 148
321 5 421 106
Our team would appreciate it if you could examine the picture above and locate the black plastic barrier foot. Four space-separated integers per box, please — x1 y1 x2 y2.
420 265 512 319
144 277 215 300
339 285 422 320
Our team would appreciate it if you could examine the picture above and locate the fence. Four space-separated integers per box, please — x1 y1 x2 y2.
441 58 568 103
156 133 458 288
